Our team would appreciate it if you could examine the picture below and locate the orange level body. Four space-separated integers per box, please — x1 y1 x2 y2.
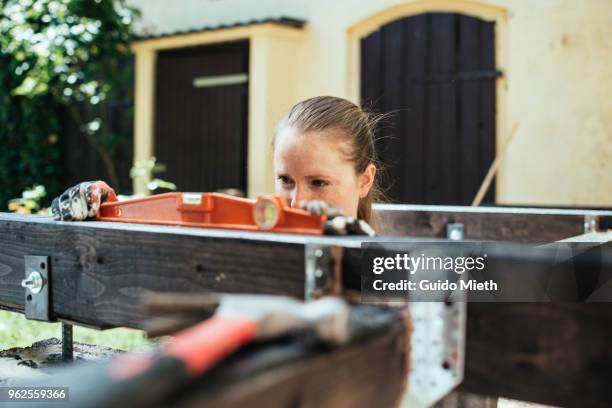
97 192 326 235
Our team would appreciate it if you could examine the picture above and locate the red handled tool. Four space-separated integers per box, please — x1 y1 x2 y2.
111 294 350 380
36 295 354 408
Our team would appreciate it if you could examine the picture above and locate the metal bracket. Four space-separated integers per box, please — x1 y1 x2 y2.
402 301 466 408
584 215 598 233
22 255 53 321
22 256 74 361
446 223 465 241
304 244 331 300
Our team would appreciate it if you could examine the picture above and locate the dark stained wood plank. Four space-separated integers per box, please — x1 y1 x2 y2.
0 213 429 328
380 19 406 201
460 303 612 408
362 12 498 206
0 214 306 328
479 21 496 204
2 206 609 324
425 14 447 204
154 40 249 194
173 327 408 408
401 14 428 204
32 309 408 408
457 15 483 204
3 212 612 407
360 30 382 112
374 204 612 242
432 14 459 205
196 84 247 190
2 206 609 327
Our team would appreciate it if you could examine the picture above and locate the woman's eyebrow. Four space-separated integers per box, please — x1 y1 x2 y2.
305 174 334 181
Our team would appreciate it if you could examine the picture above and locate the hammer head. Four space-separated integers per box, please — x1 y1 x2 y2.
215 295 352 345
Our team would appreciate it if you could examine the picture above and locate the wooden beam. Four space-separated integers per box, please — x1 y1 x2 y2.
27 308 408 408
0 213 339 327
460 303 612 408
456 226 612 406
169 324 408 408
0 213 421 328
3 212 612 407
374 204 612 242
2 212 611 325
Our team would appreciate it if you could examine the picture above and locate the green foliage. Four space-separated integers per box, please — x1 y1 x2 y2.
0 0 138 210
8 184 47 213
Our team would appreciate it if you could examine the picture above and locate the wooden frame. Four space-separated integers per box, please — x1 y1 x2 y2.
461 302 612 408
172 326 408 408
374 203 612 241
1 207 611 407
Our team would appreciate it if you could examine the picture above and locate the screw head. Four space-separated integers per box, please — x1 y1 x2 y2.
21 271 44 294
447 224 464 241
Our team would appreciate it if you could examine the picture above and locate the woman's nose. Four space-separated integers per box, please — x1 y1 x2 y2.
289 186 312 209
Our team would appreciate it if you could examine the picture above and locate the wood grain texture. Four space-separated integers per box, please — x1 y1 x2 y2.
0 213 423 328
460 303 612 408
375 207 590 242
172 328 408 408
3 212 612 406
0 214 306 328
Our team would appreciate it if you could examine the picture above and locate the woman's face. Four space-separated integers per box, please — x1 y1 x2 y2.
273 126 374 218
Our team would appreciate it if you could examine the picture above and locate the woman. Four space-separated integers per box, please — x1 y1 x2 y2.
52 96 383 234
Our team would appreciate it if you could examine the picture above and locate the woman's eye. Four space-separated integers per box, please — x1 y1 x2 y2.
277 175 294 185
311 179 329 188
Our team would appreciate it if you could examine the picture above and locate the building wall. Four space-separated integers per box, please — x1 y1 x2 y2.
129 0 612 207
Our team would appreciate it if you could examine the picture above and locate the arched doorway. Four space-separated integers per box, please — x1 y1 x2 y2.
361 12 499 205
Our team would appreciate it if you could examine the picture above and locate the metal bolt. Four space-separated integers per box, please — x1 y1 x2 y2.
62 323 73 361
584 215 597 233
21 271 44 294
449 229 462 241
446 223 464 241
314 248 323 258
315 268 323 278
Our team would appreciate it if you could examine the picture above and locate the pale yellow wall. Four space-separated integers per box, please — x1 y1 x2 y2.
131 0 612 207
248 31 302 195
132 48 156 195
496 0 612 207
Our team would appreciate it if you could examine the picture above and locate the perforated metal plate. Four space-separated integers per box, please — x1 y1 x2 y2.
400 301 466 407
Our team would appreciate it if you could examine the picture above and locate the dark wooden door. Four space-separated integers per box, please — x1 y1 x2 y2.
361 13 498 205
154 40 248 193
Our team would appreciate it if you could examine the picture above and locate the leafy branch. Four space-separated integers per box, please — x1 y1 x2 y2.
0 0 139 208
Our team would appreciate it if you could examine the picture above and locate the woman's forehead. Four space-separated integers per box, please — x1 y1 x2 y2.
274 127 352 172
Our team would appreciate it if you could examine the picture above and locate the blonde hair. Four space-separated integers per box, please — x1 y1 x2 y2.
274 96 384 226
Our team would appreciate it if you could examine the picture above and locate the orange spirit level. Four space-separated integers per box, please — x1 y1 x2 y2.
97 192 326 235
